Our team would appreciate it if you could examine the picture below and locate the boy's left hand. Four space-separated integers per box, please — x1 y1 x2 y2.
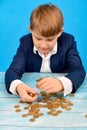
36 77 64 93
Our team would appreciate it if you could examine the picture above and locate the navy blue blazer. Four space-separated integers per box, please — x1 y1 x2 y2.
5 32 86 93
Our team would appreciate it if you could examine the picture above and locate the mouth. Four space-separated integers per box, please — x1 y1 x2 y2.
41 48 48 51
40 47 49 51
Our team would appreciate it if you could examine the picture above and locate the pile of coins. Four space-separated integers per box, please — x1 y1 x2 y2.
14 77 75 122
14 90 74 122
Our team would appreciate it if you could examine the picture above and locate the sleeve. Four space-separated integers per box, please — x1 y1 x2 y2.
5 38 26 93
65 36 86 92
58 76 73 96
9 79 23 95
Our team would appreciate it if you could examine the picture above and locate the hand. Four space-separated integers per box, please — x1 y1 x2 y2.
36 77 64 93
16 83 38 102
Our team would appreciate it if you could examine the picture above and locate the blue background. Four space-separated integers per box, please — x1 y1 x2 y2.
0 0 87 71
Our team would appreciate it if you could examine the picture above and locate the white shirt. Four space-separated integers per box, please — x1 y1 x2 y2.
9 42 72 96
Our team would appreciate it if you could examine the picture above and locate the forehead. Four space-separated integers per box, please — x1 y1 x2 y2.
31 31 58 40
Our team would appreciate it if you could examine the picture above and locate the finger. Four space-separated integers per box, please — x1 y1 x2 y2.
28 87 37 94
37 78 47 87
38 82 49 90
23 92 38 102
28 93 38 102
37 77 51 89
46 87 57 93
41 84 52 91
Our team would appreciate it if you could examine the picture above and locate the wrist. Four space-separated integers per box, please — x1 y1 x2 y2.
16 83 23 95
56 79 64 92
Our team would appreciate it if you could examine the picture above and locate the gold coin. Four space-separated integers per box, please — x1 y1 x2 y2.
22 114 29 118
39 113 44 116
29 93 35 97
65 107 72 111
52 112 59 116
49 93 57 97
14 105 20 108
85 114 87 118
61 103 68 109
57 110 62 113
69 94 75 97
47 111 52 115
24 106 29 110
33 113 39 118
29 118 35 122
15 109 21 112
36 78 44 82
40 91 48 96
68 102 73 106
19 100 25 103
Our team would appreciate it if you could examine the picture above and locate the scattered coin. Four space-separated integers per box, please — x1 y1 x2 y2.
14 78 75 122
14 93 73 121
29 93 35 97
40 91 48 97
19 100 25 104
22 114 29 118
85 114 87 118
15 109 21 112
14 105 20 108
65 107 72 111
36 78 44 82
24 106 29 110
29 118 35 122
69 94 75 97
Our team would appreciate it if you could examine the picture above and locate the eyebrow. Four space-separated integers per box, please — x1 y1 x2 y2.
34 34 56 40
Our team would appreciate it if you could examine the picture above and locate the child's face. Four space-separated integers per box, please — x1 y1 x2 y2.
31 32 60 55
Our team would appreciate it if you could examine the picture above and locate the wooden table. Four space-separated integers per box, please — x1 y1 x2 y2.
0 72 87 130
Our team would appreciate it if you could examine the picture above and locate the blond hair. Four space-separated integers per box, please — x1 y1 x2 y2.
30 4 63 37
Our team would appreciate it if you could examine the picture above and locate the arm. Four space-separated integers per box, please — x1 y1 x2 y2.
5 38 26 93
36 35 86 94
5 36 38 102
64 36 86 92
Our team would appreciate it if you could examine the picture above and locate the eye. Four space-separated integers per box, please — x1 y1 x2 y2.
35 36 42 41
47 38 54 42
36 38 42 40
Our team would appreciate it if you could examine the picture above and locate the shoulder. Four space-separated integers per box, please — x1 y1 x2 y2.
20 33 32 43
18 33 33 52
58 32 76 48
59 32 74 42
20 33 33 47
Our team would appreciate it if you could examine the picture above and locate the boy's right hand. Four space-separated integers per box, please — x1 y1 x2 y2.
16 83 38 102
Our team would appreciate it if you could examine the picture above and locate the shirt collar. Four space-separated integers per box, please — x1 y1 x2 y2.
33 41 58 55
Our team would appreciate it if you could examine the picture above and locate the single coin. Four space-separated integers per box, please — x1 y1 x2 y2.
65 107 72 111
69 94 75 97
40 91 48 96
29 118 35 122
52 112 59 116
33 113 39 118
19 100 25 103
15 109 21 112
29 93 35 97
14 105 20 108
36 78 44 82
24 106 29 110
22 114 29 118
85 114 87 118
47 111 52 115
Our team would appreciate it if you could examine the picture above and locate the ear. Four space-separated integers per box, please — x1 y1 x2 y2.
57 28 64 37
28 25 31 32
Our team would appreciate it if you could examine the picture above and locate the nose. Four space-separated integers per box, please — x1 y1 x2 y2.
40 40 48 48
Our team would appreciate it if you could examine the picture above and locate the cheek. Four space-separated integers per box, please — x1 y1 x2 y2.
48 41 56 48
32 38 39 47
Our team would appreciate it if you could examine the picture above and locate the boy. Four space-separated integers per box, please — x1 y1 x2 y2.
5 4 86 102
